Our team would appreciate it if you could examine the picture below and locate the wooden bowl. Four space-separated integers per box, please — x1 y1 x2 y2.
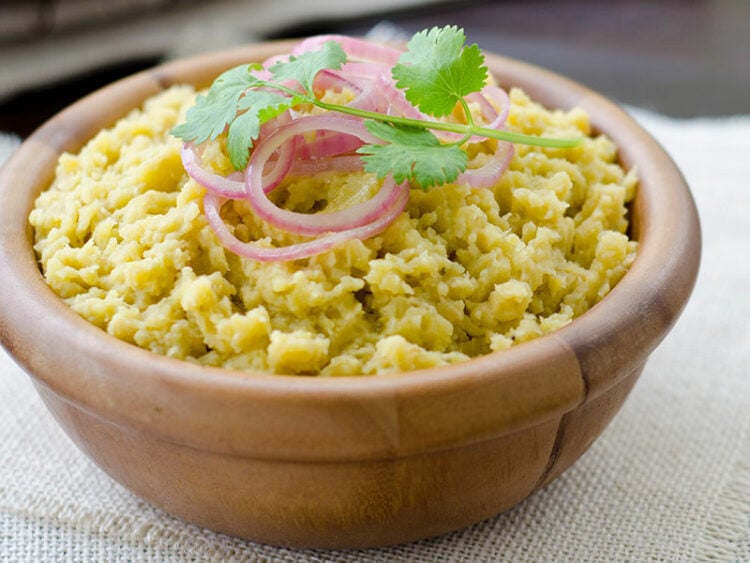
0 40 700 549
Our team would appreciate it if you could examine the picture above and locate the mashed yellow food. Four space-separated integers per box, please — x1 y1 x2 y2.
30 85 637 376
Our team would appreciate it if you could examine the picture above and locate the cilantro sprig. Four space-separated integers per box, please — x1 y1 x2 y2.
392 25 488 118
172 25 580 188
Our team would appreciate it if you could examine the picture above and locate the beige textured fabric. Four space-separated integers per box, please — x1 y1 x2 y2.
1 110 749 561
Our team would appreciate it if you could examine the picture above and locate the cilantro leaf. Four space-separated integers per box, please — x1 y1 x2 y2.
268 40 347 95
227 90 294 169
357 120 467 189
171 64 261 144
391 25 488 118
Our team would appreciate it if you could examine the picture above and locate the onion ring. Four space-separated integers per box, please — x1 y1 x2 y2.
246 115 408 235
203 185 407 262
292 35 401 65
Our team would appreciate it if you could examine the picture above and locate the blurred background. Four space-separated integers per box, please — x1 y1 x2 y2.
0 0 748 139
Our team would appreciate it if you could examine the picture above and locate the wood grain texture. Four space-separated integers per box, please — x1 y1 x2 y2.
38 380 563 549
0 42 701 549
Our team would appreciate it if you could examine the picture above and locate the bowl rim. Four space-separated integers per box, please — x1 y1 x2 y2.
0 39 701 461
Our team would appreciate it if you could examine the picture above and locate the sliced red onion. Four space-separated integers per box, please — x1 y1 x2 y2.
289 155 364 177
261 54 289 69
292 35 401 65
466 85 510 133
456 141 515 189
376 76 422 119
370 79 511 144
203 185 407 262
340 61 392 80
182 112 298 198
312 64 392 114
258 134 297 193
314 69 364 96
246 115 409 235
181 137 295 199
294 131 364 160
181 143 245 198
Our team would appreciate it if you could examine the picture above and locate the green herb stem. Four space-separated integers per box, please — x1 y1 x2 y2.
314 100 581 149
259 80 580 150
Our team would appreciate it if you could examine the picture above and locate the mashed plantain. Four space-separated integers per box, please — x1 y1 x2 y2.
30 85 637 375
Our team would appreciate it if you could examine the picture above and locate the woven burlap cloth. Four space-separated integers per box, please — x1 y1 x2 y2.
1 109 748 561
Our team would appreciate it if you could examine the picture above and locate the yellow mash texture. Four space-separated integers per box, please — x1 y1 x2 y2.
30 85 637 375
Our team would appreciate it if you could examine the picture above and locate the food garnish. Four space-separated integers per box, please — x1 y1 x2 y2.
172 26 580 261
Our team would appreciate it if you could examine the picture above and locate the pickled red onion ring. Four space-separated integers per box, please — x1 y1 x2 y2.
294 128 364 160
456 141 514 189
339 61 391 80
465 86 510 135
181 113 297 198
314 69 363 96
245 115 408 236
292 35 401 65
203 185 408 262
181 143 245 198
289 155 364 177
